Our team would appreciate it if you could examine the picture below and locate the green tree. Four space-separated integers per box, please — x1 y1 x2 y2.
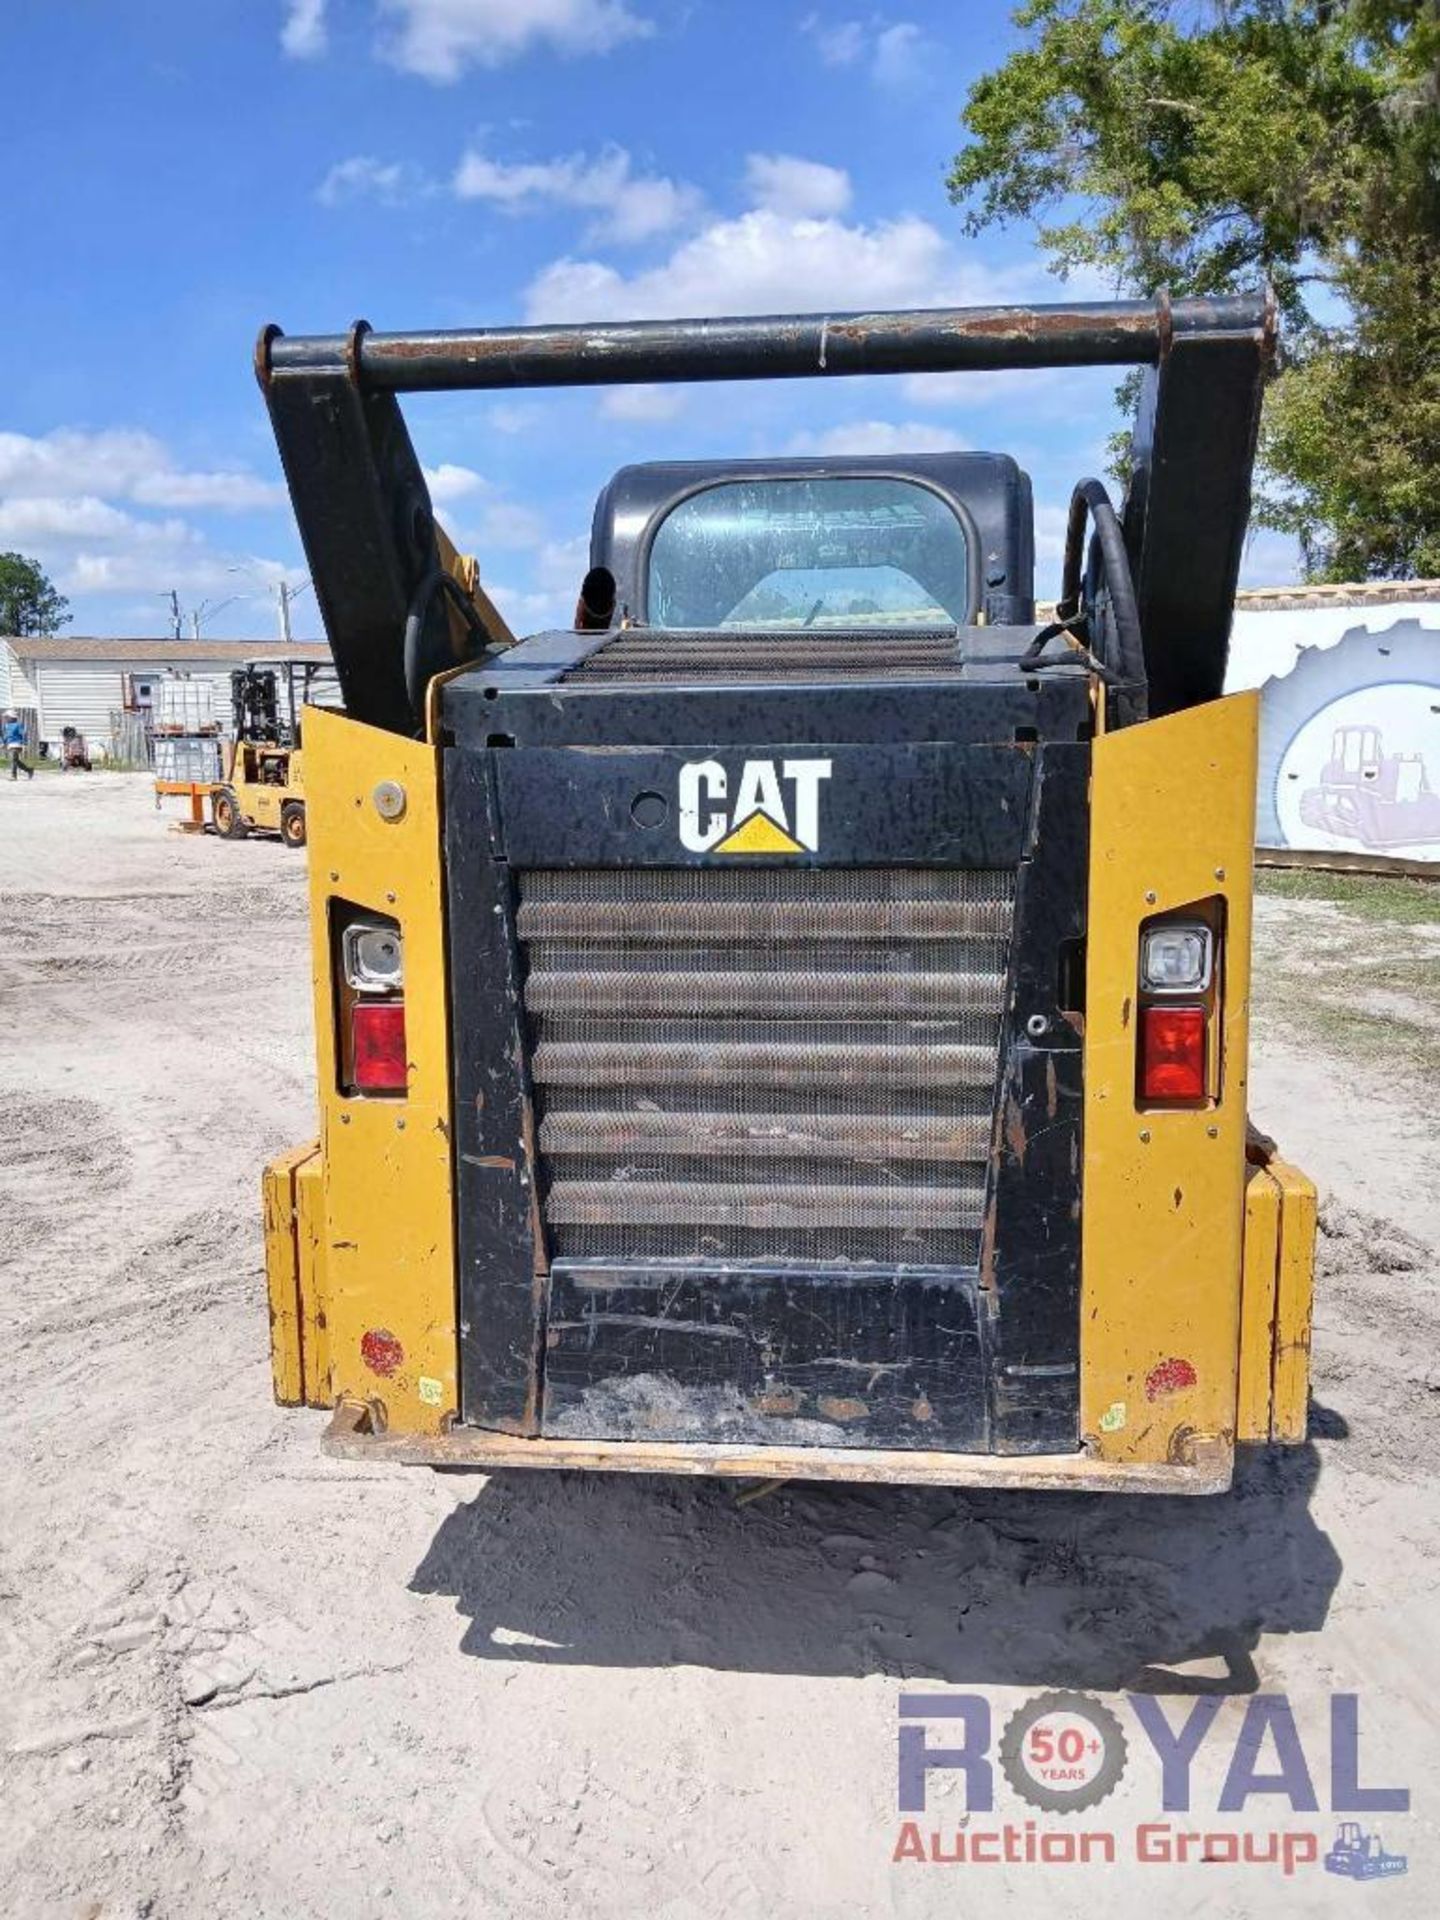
0 552 70 635
948 0 1440 580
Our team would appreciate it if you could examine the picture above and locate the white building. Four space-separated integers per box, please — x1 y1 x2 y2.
0 637 332 744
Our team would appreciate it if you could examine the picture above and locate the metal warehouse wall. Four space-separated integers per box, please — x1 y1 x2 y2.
1 646 39 714
33 662 126 740
25 662 239 743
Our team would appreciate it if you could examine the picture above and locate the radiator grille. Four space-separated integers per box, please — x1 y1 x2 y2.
566 626 965 684
517 866 1014 1267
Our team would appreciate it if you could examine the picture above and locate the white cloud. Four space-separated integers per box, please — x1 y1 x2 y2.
871 21 927 86
428 469 550 553
484 535 588 634
0 493 288 601
379 0 651 80
744 153 851 219
453 145 699 244
130 469 284 511
900 368 1062 409
786 420 964 457
63 546 289 599
0 427 294 615
281 0 328 59
1032 503 1070 583
317 155 429 206
598 384 687 422
423 462 485 505
799 14 932 87
477 500 548 549
799 12 866 65
485 582 562 631
534 535 589 593
0 496 147 544
0 428 283 513
525 206 1024 324
485 402 542 435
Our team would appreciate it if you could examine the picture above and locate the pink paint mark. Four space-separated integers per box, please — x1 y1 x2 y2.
361 1328 404 1378
1145 1356 1198 1400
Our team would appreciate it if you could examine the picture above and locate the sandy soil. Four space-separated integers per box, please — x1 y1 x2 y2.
2 773 1437 1920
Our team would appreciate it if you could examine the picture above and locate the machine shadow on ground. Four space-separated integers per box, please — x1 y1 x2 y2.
410 1427 1343 1693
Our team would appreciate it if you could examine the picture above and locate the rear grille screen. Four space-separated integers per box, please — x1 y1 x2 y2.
517 866 1014 1268
565 626 966 684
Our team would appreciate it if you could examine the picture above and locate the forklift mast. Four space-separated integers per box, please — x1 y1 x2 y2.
231 658 340 749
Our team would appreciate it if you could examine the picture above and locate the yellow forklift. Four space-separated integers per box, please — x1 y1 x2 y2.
211 657 340 848
259 295 1316 1494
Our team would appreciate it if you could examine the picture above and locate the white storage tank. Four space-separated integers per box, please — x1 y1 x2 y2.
154 675 221 736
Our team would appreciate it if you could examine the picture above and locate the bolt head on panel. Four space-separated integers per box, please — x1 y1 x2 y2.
373 780 407 821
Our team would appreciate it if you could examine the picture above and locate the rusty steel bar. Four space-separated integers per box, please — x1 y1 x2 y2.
260 295 1271 394
543 1179 985 1232
516 898 1014 940
538 1109 994 1162
568 663 974 685
570 643 964 674
524 968 1006 1016
531 1039 1000 1089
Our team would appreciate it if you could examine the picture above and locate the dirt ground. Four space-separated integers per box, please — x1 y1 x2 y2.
2 772 1438 1920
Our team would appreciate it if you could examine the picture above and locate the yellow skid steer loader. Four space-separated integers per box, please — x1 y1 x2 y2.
259 295 1315 1494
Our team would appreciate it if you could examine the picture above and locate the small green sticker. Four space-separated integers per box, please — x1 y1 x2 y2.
417 1376 443 1407
1098 1401 1127 1433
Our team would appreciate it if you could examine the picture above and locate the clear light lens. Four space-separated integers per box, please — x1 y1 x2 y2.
343 920 404 993
1141 923 1211 994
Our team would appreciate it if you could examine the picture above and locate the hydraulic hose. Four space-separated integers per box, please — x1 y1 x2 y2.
1057 478 1149 720
402 568 492 733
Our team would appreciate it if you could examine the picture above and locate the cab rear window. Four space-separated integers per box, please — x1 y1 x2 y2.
645 476 971 629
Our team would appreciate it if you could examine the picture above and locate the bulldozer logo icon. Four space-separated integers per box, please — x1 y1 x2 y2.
678 757 831 855
1324 1823 1407 1880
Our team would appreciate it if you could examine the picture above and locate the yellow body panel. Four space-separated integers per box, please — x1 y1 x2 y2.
1237 1166 1281 1441
298 707 456 1434
261 1141 331 1407
1081 693 1259 1464
1268 1156 1318 1443
1235 1157 1319 1444
262 1141 314 1406
295 1148 332 1405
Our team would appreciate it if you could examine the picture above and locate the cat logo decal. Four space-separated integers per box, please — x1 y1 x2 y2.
677 758 832 855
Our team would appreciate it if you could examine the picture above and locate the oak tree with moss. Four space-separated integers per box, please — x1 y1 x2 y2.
948 0 1440 580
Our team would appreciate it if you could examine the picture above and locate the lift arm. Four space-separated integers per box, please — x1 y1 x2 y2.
257 294 1275 734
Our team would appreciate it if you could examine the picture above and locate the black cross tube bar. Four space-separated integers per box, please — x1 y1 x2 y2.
259 294 1271 394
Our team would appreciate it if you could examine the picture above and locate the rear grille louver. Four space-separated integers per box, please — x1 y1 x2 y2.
565 626 966 683
517 866 1015 1268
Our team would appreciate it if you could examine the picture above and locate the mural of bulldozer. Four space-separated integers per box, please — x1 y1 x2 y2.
1300 723 1440 851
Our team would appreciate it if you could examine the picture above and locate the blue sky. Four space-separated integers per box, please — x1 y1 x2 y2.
1 0 1295 641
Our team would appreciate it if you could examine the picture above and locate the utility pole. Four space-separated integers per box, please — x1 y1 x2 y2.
168 589 182 641
191 610 201 642
275 577 311 646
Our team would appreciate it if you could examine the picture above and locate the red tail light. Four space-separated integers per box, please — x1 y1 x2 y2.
351 1000 408 1093
1139 1004 1207 1102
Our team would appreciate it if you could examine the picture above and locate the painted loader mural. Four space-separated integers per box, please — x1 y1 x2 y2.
1228 606 1440 864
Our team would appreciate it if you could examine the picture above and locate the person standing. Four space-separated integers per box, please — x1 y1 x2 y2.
4 710 35 780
